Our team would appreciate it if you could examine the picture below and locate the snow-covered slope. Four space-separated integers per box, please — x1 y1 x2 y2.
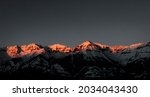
6 43 45 58
0 41 150 79
49 44 72 52
113 42 150 65
74 41 101 51
1 41 150 65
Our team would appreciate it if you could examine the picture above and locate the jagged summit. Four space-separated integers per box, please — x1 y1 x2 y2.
21 43 43 51
74 40 101 51
80 40 93 45
0 41 150 80
48 44 72 52
0 41 150 79
6 43 45 58
6 45 21 57
20 43 45 55
2 41 149 58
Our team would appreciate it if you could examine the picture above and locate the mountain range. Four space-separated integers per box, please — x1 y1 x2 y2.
0 41 150 79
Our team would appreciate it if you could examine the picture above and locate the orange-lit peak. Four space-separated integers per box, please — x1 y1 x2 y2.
74 40 100 51
6 43 45 58
49 44 72 52
21 43 42 51
80 40 93 45
20 43 45 55
6 45 21 58
5 41 148 58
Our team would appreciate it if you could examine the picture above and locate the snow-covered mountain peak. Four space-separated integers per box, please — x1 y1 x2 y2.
2 41 150 62
49 44 72 52
20 43 45 55
6 43 45 58
80 40 93 45
74 40 101 51
6 45 21 58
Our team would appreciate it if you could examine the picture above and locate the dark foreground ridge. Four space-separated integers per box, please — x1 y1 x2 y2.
0 41 150 79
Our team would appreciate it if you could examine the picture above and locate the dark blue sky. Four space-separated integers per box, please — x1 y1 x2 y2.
0 0 150 47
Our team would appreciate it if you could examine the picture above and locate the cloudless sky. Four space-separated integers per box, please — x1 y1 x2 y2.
0 0 150 47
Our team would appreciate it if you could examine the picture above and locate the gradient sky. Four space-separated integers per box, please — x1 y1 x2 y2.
0 0 150 47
